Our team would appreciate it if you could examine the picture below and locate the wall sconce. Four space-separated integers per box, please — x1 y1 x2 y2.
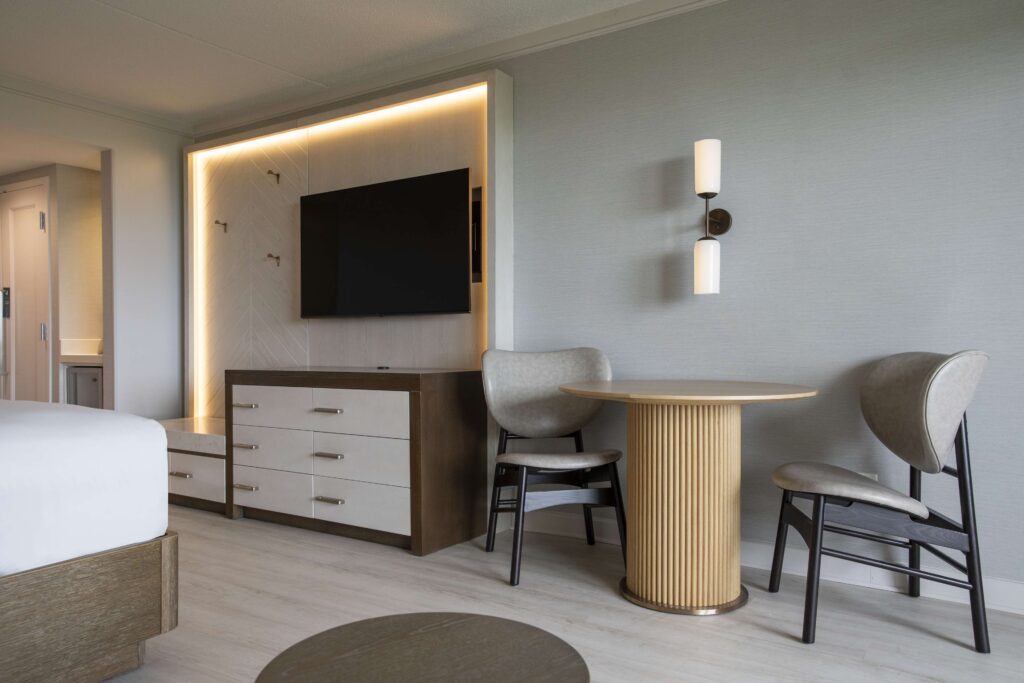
694 139 732 295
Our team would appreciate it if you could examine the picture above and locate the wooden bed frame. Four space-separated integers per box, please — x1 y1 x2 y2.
0 532 178 682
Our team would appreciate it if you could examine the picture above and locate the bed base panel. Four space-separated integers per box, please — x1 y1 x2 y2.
0 532 177 682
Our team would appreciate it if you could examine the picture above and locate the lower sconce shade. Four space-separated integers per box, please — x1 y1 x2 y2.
694 237 720 295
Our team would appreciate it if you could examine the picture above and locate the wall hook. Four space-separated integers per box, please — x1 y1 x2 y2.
214 220 228 233
266 253 281 267
267 170 280 184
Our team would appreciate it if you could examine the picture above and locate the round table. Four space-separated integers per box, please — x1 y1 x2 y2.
256 612 589 682
560 380 816 615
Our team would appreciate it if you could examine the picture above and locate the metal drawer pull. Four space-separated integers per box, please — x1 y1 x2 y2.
233 402 259 409
314 407 344 414
315 495 345 505
313 451 345 460
169 471 193 479
234 443 259 450
233 483 259 492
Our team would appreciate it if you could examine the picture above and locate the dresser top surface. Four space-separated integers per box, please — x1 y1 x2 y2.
227 366 478 376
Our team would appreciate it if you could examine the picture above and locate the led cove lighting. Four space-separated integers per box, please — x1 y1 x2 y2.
192 83 487 417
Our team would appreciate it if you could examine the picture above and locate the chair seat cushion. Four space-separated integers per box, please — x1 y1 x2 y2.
772 462 930 518
497 449 621 470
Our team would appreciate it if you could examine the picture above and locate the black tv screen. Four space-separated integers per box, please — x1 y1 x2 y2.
300 168 471 317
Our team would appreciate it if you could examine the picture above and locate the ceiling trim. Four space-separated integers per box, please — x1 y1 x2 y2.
194 0 726 136
0 72 192 137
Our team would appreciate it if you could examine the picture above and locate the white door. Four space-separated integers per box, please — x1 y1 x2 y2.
0 181 51 401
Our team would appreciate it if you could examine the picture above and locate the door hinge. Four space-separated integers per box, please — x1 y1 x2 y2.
39 212 46 231
40 323 47 342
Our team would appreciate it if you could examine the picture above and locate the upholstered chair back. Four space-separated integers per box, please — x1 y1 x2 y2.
481 348 611 439
859 350 988 473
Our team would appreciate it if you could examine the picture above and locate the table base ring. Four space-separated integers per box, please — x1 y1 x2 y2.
619 578 748 615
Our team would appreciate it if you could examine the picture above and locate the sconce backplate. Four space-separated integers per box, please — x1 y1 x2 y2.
708 208 732 236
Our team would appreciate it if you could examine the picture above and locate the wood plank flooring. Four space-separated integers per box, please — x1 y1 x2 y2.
117 506 1023 682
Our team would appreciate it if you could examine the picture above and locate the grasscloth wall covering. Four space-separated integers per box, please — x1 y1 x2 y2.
499 0 1024 583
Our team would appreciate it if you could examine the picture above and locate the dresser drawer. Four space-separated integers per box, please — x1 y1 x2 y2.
233 425 313 474
312 432 410 487
232 385 313 429
313 476 410 535
308 388 409 438
233 465 312 518
168 451 225 503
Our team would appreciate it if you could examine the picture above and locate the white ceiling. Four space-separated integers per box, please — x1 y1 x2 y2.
0 0 717 135
0 123 101 177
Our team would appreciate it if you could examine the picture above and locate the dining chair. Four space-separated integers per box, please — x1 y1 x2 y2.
768 350 990 652
481 348 627 586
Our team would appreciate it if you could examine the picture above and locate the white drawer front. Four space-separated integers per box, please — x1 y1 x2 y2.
309 388 410 438
169 452 225 503
233 425 313 474
232 385 313 429
312 432 410 487
313 476 410 535
233 465 312 518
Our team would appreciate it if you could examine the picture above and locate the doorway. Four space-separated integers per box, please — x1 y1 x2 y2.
0 179 51 401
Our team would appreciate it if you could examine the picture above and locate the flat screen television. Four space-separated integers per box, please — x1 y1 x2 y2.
300 168 470 317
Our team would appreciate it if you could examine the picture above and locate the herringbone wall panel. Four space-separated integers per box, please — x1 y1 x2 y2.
197 91 487 417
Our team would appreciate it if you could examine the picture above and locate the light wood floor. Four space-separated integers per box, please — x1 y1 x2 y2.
119 506 1023 682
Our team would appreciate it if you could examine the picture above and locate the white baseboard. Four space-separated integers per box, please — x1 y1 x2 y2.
524 509 1024 615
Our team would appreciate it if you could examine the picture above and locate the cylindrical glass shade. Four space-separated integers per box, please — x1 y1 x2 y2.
694 236 720 294
694 139 721 196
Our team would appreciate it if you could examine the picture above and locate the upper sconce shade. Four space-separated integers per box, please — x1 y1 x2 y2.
694 139 721 197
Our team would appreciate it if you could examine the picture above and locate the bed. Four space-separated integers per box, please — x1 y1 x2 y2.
0 400 178 681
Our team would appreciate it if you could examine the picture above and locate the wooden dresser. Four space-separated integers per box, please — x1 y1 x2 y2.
225 367 487 556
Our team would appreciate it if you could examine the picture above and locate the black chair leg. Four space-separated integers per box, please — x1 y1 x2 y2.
582 506 596 545
966 549 990 653
485 463 504 552
908 542 921 597
908 467 921 597
574 433 596 546
608 462 627 566
509 466 529 586
769 490 793 593
802 495 826 644
582 476 596 546
956 418 991 653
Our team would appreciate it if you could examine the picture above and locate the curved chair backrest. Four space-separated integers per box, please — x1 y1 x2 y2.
860 350 988 474
481 348 612 439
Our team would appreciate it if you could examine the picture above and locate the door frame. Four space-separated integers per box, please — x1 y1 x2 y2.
0 174 54 401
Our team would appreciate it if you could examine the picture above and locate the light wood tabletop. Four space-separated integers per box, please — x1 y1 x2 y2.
559 378 817 615
560 379 817 405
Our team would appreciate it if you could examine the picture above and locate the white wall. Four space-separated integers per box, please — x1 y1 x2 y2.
498 0 1024 588
0 88 189 418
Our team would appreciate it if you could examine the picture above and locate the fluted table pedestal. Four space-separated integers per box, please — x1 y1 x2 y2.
560 380 816 615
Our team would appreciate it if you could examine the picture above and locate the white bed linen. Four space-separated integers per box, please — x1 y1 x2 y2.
0 400 167 575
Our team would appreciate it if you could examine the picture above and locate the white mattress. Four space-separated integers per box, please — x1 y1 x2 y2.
0 400 168 575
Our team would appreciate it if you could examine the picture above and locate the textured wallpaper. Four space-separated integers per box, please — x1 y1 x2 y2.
500 0 1024 582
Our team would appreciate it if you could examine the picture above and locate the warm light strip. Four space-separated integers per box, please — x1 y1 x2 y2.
193 154 206 418
191 83 487 417
194 84 487 160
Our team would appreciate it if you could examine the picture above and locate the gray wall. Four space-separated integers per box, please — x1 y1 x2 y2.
500 0 1024 582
